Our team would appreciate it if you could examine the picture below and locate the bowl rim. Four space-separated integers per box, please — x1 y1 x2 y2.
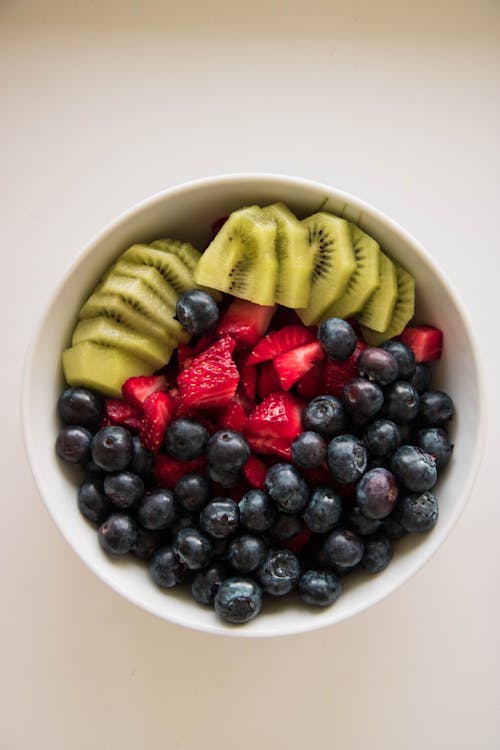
21 172 487 638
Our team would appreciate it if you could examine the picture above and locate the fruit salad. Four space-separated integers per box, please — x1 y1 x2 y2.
55 203 454 625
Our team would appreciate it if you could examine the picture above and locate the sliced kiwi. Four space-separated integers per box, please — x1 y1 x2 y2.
105 260 179 310
151 238 223 301
361 263 415 345
72 317 173 370
63 341 154 398
296 213 356 325
78 292 175 347
121 244 195 295
262 202 312 308
356 252 398 332
322 223 380 320
193 206 278 305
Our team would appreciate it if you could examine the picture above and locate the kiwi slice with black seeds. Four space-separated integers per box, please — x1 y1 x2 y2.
193 206 278 305
122 244 194 295
296 212 356 325
356 251 398 332
360 263 415 345
63 341 153 398
106 260 179 310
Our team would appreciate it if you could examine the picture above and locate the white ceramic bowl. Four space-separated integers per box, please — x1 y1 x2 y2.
22 174 485 637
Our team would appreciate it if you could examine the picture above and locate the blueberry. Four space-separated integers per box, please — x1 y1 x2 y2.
103 471 144 509
361 533 393 573
357 347 398 385
380 514 408 541
239 489 276 532
409 363 432 393
270 513 305 540
327 434 367 483
174 527 214 570
345 505 381 537
175 289 219 335
264 463 309 514
399 491 439 533
381 340 416 379
214 577 262 624
191 562 229 604
77 478 111 524
207 464 241 488
98 513 138 555
391 445 437 492
291 431 326 469
383 381 420 423
165 418 209 460
342 378 384 420
227 535 268 573
319 528 364 571
304 487 342 533
356 468 399 519
169 514 196 536
130 435 153 477
57 386 103 427
417 427 453 469
175 473 211 512
150 544 187 588
419 390 454 426
200 498 239 539
207 429 250 471
83 459 106 477
318 318 357 360
363 419 402 457
302 395 346 438
132 528 167 561
56 425 92 464
137 488 177 530
257 549 301 596
91 426 133 472
298 570 342 607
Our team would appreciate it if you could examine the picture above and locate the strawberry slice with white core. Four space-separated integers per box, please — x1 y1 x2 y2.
217 299 277 348
247 325 316 365
399 325 443 362
245 391 304 441
177 335 239 410
139 391 177 453
273 340 325 391
122 374 168 410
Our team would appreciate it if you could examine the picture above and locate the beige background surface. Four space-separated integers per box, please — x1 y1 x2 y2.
2 1 499 748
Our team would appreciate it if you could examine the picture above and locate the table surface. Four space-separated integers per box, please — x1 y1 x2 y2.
2 1 499 748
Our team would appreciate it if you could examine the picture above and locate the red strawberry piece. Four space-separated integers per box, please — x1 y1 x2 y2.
246 435 293 461
219 401 248 432
233 389 256 415
153 454 207 490
296 361 326 399
177 335 239 410
139 391 176 453
217 298 277 348
242 454 268 489
281 528 313 555
324 339 366 397
177 334 215 371
104 399 143 431
269 307 303 329
273 340 325 391
245 391 304 441
399 325 443 362
122 374 168 410
235 350 257 400
257 361 283 399
301 465 333 487
247 325 317 365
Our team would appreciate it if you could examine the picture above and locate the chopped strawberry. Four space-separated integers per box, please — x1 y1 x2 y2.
246 435 293 461
153 454 207 490
139 391 176 453
257 361 283 399
242 454 268 489
122 374 168 409
217 299 277 348
104 399 143 430
219 401 248 432
281 528 313 554
301 465 333 487
177 335 239 410
296 361 326 399
177 334 215 371
245 392 304 441
233 389 256 415
399 325 443 362
269 307 303 329
235 350 257 400
273 340 325 391
247 325 317 365
324 339 366 397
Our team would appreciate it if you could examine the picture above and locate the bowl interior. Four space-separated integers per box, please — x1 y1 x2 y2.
23 174 483 637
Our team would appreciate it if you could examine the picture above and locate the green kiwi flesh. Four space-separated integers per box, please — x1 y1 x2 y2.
263 202 312 308
106 260 179 310
296 213 356 325
323 223 380 320
193 206 278 305
356 251 398 332
122 244 195 295
360 263 415 345
62 341 153 398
